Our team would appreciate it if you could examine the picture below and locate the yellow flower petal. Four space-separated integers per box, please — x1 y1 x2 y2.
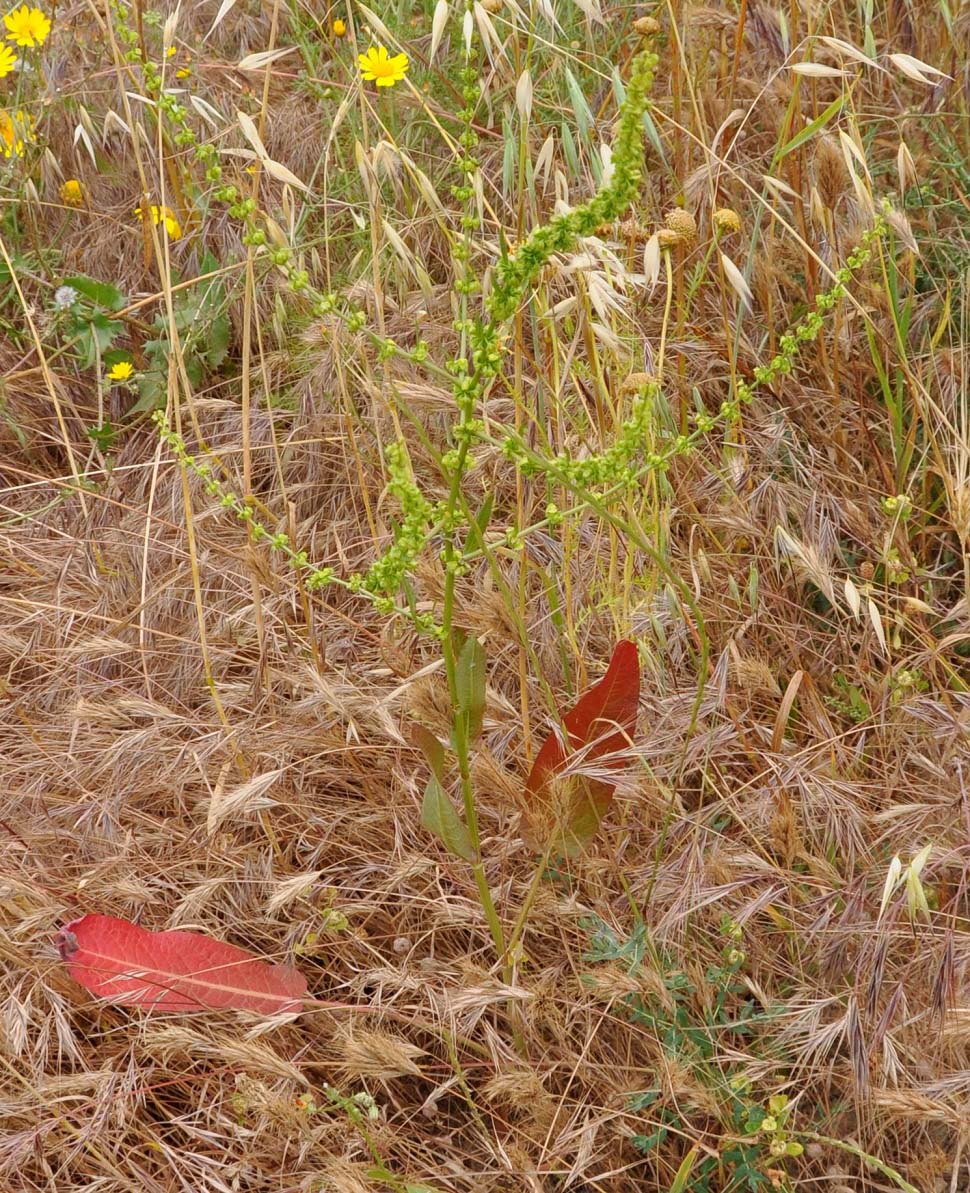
60 178 84 206
107 360 134 382
4 5 51 48
358 44 408 87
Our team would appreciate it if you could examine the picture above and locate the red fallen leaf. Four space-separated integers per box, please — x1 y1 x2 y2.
521 639 640 855
55 914 307 1015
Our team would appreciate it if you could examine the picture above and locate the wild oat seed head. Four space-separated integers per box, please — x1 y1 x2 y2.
663 207 697 243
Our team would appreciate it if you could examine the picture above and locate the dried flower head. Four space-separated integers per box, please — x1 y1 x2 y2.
633 16 660 36
713 207 742 236
620 371 656 396
53 284 78 310
663 207 697 243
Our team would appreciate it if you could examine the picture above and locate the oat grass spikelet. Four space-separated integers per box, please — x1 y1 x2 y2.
4 4 50 46
358 45 408 87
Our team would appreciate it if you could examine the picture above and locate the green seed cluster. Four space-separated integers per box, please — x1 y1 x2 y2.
131 1 886 635
152 412 441 634
487 44 658 323
496 218 886 511
735 216 887 409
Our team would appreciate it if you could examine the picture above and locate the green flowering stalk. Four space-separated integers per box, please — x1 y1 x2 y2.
153 413 442 634
489 216 888 542
487 40 659 323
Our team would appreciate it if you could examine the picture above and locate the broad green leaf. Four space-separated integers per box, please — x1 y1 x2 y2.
80 313 124 368
62 275 126 311
421 776 476 862
129 370 167 415
202 313 231 369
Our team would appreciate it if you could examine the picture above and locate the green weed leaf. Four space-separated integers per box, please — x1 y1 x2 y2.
455 635 486 743
421 775 476 862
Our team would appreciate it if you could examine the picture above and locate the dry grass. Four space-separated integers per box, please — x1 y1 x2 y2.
1 0 969 1190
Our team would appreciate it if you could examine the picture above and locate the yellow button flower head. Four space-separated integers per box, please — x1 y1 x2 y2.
135 203 182 240
107 360 134 382
4 5 51 47
713 207 742 236
60 178 84 206
358 45 408 87
332 17 346 36
0 43 17 76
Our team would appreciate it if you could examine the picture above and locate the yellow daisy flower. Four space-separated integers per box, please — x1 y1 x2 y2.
358 45 408 88
332 17 346 36
0 107 33 157
4 5 51 48
60 178 84 206
0 42 17 76
106 360 134 382
135 203 182 241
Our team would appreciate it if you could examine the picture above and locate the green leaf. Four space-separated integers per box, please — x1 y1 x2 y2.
564 65 593 143
455 635 486 742
668 1146 699 1193
773 95 844 164
411 723 447 784
81 313 124 368
471 493 494 543
202 313 231 369
62 275 126 311
421 776 476 862
128 369 167 415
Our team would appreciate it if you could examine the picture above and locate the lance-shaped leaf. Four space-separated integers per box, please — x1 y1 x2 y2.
455 635 486 743
421 775 477 862
55 914 307 1014
520 640 640 856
